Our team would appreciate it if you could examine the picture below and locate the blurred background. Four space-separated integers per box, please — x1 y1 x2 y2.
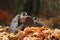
0 0 60 29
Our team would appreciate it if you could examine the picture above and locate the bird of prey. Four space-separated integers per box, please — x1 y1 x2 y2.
8 12 28 33
8 12 48 34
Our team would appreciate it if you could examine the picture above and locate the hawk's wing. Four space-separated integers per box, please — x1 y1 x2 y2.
8 15 20 33
33 18 48 27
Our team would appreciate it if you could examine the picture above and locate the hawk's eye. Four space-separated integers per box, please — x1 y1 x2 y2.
34 35 37 37
51 36 55 39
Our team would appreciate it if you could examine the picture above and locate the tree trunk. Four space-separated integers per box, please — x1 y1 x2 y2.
43 0 47 17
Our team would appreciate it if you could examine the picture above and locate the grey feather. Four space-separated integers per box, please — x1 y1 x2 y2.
8 15 20 33
33 17 48 27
